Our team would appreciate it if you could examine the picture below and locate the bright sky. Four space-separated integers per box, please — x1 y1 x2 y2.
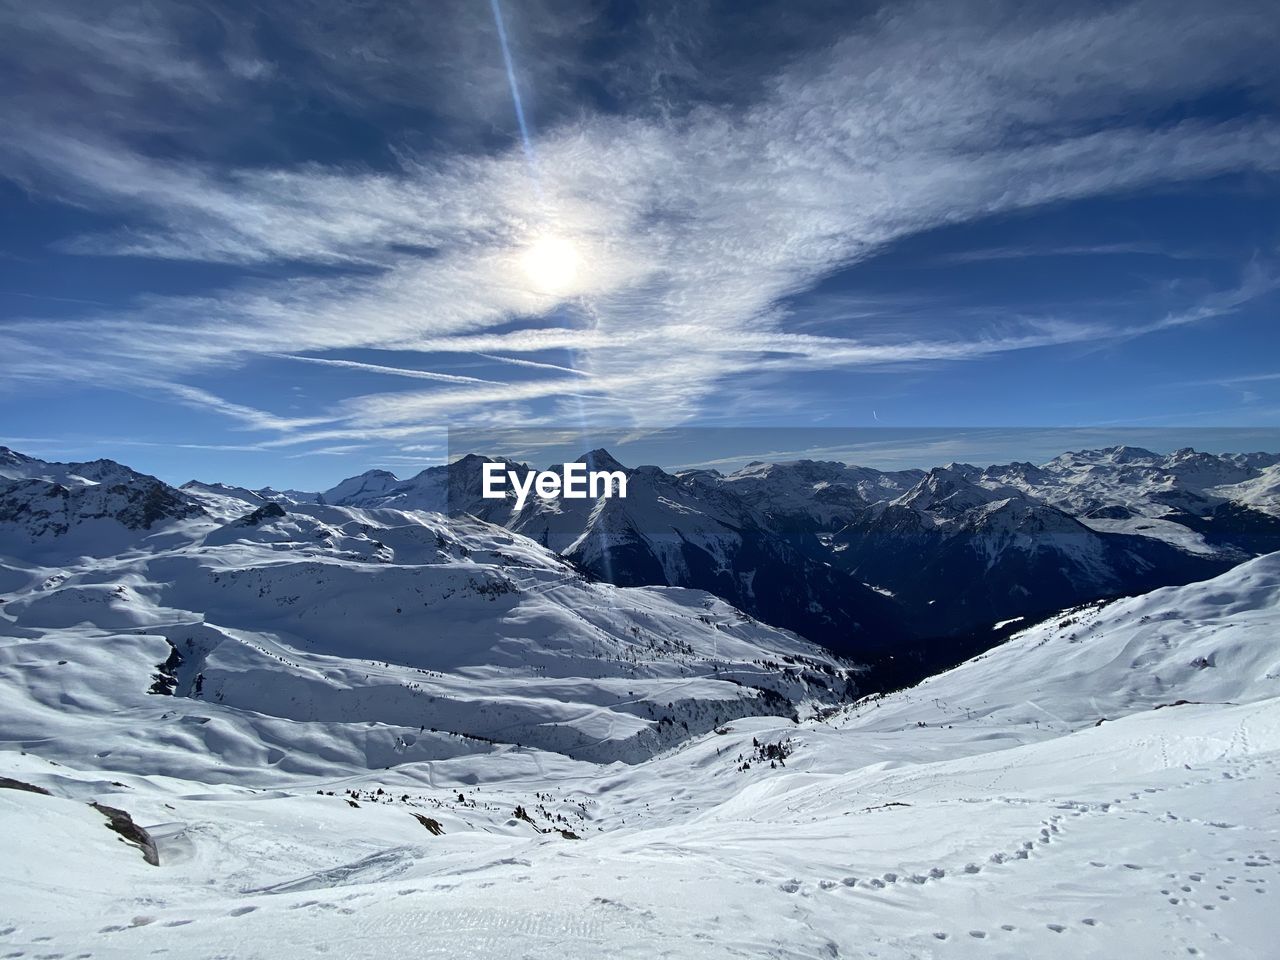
1 0 1278 489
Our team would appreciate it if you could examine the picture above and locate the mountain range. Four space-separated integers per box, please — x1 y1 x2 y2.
182 443 1280 682
6 443 1279 689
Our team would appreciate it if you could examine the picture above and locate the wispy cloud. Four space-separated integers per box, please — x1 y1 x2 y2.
932 243 1206 264
273 354 505 386
150 383 333 433
2 0 1278 447
477 353 593 377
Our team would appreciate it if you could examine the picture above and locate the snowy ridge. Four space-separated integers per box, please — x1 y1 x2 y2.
840 550 1280 734
0 448 207 558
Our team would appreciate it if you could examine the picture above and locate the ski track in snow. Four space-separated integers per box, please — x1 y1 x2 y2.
3 694 1279 959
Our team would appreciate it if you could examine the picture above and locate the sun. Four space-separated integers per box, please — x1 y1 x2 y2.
520 235 580 295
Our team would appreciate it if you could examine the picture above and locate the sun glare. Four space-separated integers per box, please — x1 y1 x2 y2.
520 235 580 294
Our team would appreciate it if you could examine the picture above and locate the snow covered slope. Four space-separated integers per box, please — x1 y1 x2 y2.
839 547 1280 737
840 549 1280 735
3 543 1279 958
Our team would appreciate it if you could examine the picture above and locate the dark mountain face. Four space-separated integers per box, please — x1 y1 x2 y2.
564 519 906 658
1160 502 1280 556
825 472 1237 638
501 458 907 657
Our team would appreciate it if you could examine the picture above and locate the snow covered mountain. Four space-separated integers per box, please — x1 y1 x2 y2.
1 448 857 772
504 450 906 655
314 453 527 522
826 464 1231 647
1 446 207 558
296 450 907 655
4 451 1279 959
716 457 926 531
980 446 1280 551
298 444 1280 680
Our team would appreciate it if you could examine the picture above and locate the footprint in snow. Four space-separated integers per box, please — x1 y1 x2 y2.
1047 924 1066 933
227 906 257 917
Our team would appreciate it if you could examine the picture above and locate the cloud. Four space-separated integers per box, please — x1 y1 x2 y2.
932 243 1203 264
147 383 334 434
2 0 1279 444
477 353 594 377
273 354 505 386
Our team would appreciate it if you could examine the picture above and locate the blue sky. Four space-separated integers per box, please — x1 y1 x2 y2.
1 0 1278 489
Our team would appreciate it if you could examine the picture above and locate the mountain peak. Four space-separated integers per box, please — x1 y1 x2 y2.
578 448 628 472
1102 444 1161 463
320 468 404 506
